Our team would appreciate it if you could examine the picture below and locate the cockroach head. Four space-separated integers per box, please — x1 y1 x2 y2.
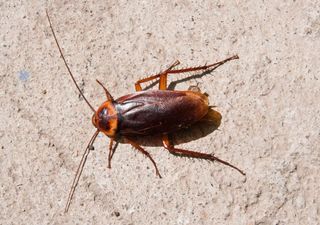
92 101 118 137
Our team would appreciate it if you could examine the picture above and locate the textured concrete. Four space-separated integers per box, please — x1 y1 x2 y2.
1 0 319 224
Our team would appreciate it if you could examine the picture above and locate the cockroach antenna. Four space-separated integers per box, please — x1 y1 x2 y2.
46 10 100 213
64 130 99 212
46 10 95 112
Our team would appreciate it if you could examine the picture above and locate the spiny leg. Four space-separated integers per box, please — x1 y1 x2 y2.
135 55 239 91
124 137 162 178
162 134 245 175
167 55 238 75
135 60 180 91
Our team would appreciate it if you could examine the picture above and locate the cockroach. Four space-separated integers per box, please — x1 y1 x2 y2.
46 11 245 213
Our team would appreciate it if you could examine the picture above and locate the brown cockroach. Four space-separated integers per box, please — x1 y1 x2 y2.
46 11 245 213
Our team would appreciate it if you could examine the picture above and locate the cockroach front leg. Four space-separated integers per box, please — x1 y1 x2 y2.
124 137 162 178
162 135 245 175
107 138 114 168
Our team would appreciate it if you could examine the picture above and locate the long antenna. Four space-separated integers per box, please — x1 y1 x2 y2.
46 10 95 112
65 129 100 212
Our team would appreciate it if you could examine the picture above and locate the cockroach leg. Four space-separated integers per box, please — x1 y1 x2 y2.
108 138 114 168
159 60 180 90
159 73 168 90
108 140 120 169
135 60 180 91
167 55 239 75
160 55 238 90
96 79 114 101
162 134 245 176
135 56 238 91
124 137 162 178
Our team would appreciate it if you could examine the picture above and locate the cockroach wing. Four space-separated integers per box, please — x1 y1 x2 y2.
115 90 209 136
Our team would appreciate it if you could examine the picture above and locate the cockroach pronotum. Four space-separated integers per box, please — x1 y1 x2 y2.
46 11 245 213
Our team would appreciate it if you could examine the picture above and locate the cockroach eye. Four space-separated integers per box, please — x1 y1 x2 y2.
99 108 108 118
97 107 111 131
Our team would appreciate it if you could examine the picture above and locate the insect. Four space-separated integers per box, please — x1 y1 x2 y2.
46 11 245 213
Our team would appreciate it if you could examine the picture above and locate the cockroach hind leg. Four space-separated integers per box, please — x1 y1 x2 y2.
134 60 181 92
167 55 239 76
162 135 245 176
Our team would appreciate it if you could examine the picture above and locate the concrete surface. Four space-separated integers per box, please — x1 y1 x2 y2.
1 0 319 224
